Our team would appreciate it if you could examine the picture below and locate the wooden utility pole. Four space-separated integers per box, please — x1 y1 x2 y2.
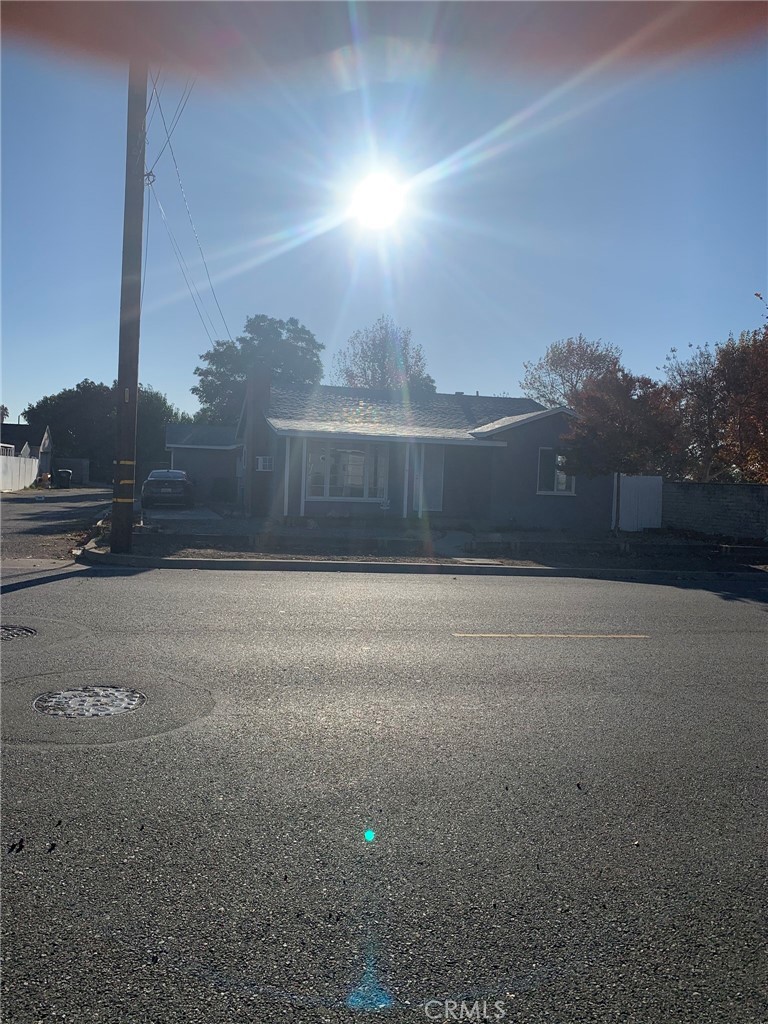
111 62 148 553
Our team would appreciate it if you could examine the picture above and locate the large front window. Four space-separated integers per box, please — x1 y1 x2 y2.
306 440 389 501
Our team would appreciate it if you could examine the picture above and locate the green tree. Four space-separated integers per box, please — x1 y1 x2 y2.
330 315 436 393
0 404 9 423
520 335 622 408
192 315 324 423
23 380 190 481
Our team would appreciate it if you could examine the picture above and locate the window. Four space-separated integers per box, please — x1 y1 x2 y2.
305 440 389 500
537 448 575 495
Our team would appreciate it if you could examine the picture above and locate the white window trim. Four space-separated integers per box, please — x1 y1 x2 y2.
304 440 389 502
536 446 576 496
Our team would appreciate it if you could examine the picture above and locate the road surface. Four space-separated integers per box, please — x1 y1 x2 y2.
1 563 766 1023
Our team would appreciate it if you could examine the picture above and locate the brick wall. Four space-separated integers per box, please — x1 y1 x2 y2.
662 481 768 540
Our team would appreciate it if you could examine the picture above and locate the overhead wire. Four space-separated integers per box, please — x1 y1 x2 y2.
147 76 195 174
150 81 235 342
148 182 216 345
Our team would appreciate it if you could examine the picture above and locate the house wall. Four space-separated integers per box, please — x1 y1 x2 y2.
662 481 768 540
168 449 241 503
486 415 613 531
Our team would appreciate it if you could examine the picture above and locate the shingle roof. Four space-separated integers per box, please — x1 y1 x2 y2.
265 386 544 442
470 407 575 436
165 424 240 448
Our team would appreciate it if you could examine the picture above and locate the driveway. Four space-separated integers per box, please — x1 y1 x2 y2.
0 487 112 560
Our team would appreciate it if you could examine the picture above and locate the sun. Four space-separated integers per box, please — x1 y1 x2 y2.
349 172 406 230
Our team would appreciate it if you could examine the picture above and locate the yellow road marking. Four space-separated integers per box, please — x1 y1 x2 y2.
453 633 651 639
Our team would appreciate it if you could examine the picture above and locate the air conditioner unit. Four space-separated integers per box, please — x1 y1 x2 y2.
254 456 274 472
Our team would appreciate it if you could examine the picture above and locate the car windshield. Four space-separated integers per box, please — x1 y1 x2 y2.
148 471 186 480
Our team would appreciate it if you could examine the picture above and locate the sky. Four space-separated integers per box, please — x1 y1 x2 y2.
2 8 766 421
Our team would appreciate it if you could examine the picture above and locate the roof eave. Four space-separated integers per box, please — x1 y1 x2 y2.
266 423 507 447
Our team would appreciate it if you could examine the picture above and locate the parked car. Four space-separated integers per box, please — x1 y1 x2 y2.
140 469 194 509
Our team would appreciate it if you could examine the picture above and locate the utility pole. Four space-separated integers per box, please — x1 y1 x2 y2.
111 61 148 553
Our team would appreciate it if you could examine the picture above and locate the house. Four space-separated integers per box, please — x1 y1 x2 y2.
164 424 243 504
238 371 614 530
0 424 53 476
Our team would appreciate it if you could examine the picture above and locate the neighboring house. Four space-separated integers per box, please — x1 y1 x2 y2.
164 424 243 504
238 371 614 529
0 424 53 476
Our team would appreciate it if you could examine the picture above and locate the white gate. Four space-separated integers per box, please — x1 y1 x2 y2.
614 474 662 532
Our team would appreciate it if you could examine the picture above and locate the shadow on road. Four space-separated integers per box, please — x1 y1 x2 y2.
0 566 151 596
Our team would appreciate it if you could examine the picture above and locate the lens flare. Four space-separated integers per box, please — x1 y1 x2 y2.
350 173 405 229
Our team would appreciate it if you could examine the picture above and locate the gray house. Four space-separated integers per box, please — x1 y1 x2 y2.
238 372 614 530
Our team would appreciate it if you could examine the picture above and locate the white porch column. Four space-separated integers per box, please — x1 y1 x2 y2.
283 436 291 516
300 438 307 517
418 443 425 518
402 443 410 518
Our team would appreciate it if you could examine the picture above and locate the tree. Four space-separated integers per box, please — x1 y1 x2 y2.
330 315 436 393
716 326 768 482
520 335 622 408
192 315 324 423
563 366 681 478
23 380 190 481
661 343 729 482
0 405 8 423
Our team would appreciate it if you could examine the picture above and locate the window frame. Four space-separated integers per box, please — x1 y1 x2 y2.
304 439 389 502
536 447 576 496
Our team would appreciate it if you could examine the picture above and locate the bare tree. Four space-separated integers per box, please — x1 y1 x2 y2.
520 335 622 408
330 315 436 393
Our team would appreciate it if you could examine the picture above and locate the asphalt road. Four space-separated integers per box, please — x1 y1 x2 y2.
1 562 766 1024
0 488 112 560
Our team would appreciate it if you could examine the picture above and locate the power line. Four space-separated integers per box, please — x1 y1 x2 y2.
147 76 195 174
148 182 216 345
151 85 234 343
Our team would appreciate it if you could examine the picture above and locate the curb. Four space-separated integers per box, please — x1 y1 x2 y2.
74 542 766 583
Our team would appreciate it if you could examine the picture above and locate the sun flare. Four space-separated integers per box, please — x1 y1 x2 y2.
349 172 405 230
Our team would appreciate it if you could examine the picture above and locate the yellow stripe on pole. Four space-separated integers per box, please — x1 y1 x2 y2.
452 633 651 639
118 479 134 485
113 498 134 503
118 460 135 465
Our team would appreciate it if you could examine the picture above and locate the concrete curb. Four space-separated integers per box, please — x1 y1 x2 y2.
74 542 766 583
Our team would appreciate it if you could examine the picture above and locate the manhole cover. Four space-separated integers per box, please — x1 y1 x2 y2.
1 625 38 642
33 686 147 718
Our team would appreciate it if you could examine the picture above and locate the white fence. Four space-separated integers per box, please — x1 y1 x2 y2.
1 455 40 492
613 474 663 532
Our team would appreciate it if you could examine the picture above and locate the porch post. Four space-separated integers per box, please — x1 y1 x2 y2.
402 443 410 518
300 438 307 517
283 436 291 517
418 443 425 518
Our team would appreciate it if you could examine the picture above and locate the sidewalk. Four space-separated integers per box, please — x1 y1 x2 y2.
76 519 768 580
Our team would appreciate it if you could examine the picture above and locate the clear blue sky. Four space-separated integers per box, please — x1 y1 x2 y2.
2 22 766 421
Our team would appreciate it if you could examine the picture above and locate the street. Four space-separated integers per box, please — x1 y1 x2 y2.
2 554 766 1024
